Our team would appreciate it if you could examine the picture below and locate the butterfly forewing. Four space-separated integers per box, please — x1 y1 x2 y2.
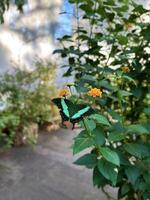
61 99 70 118
52 98 70 121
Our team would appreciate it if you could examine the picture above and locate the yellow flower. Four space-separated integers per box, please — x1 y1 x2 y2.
121 66 130 73
88 88 102 97
59 89 69 97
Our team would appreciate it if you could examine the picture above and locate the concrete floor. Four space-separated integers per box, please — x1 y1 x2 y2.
0 129 117 200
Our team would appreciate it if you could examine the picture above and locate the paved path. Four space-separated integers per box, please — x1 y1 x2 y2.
0 129 117 200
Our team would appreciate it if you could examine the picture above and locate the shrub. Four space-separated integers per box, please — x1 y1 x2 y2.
55 0 150 199
0 113 20 148
0 61 58 147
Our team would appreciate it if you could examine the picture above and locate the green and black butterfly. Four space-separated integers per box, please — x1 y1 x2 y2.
52 98 94 129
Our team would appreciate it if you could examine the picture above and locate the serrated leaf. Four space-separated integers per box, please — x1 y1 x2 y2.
97 159 118 186
124 143 150 158
93 167 107 188
108 132 126 142
126 124 149 135
100 147 120 166
92 127 105 146
73 131 94 155
80 119 96 131
90 114 111 126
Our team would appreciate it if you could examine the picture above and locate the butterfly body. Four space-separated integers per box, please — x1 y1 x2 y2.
52 98 94 129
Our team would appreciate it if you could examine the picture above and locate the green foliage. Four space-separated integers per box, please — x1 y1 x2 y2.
0 113 20 148
0 0 25 23
55 0 150 199
0 61 58 148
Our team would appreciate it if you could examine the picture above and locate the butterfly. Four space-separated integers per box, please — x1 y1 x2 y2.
52 98 94 129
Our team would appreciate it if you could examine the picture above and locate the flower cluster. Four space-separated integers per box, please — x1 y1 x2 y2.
88 88 102 97
59 89 69 97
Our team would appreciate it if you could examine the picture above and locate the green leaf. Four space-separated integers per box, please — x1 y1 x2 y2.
143 173 150 185
80 119 96 131
116 35 128 45
107 108 122 122
92 127 105 146
58 35 72 41
85 119 96 131
144 108 150 116
118 90 132 97
98 80 118 91
108 123 126 142
73 130 94 154
126 124 149 135
118 183 130 199
122 75 137 85
121 183 130 196
100 147 120 166
143 192 150 200
132 87 142 98
116 151 130 166
124 143 150 158
74 153 97 167
125 166 141 184
90 114 111 126
93 167 107 188
108 132 126 142
97 159 118 186
53 49 64 54
82 75 96 82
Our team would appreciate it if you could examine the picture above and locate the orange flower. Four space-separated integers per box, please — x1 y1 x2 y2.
88 88 102 97
59 89 69 97
121 66 130 73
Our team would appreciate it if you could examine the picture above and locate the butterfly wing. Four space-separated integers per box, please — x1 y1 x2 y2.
52 98 70 121
70 104 95 124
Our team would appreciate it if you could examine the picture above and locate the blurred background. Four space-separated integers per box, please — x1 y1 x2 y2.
0 0 149 74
